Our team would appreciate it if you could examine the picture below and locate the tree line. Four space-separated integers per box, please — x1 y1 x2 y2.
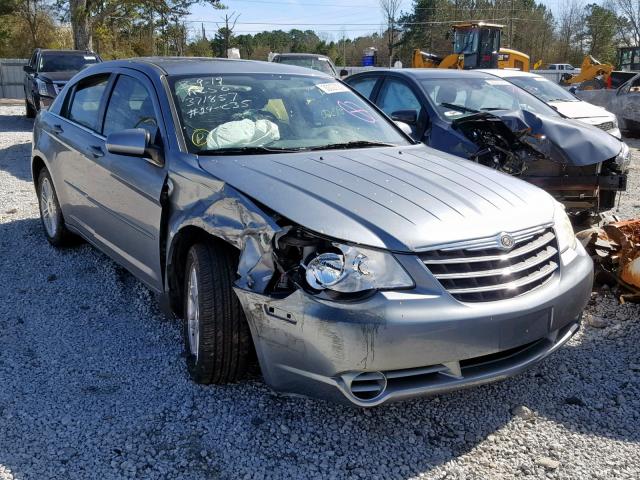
0 0 638 67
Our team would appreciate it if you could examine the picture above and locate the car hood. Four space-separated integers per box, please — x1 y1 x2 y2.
198 145 555 252
454 109 621 167
548 100 614 121
36 71 76 83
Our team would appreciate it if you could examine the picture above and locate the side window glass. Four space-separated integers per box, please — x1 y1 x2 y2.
378 79 422 116
29 52 37 68
66 76 109 131
349 77 378 99
103 75 158 137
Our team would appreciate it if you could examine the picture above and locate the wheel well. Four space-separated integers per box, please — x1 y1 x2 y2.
168 226 240 318
31 156 46 187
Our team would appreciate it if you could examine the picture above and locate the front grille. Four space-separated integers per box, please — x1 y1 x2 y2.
595 121 615 132
420 226 559 302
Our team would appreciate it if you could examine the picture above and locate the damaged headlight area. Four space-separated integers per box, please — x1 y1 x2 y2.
554 204 577 252
615 142 631 172
271 227 414 297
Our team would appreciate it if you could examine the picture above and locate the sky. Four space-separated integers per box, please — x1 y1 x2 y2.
187 0 602 42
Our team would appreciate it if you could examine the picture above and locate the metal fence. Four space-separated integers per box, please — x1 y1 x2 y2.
0 59 27 99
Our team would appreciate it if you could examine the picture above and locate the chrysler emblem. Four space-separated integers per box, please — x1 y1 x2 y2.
499 233 515 250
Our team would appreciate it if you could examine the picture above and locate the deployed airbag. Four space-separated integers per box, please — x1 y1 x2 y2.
207 118 280 149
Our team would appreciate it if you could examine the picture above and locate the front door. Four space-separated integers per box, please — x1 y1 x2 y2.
87 72 167 291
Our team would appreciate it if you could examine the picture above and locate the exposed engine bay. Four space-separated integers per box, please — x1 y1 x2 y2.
452 111 628 215
452 114 544 175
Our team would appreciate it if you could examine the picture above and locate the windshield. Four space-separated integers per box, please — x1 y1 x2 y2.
420 77 560 122
504 75 578 102
171 74 409 154
276 56 336 76
38 53 99 72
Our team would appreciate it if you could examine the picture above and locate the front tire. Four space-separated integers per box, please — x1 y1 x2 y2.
183 242 251 384
25 98 35 118
37 169 74 247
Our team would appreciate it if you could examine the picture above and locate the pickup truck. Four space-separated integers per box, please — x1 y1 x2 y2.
23 49 101 117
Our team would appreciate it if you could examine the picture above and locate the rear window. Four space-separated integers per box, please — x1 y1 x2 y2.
38 53 99 72
275 56 336 76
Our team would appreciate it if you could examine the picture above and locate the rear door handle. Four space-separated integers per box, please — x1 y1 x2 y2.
89 145 104 158
51 124 63 134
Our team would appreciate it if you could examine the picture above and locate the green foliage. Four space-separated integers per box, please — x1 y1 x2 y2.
584 3 619 63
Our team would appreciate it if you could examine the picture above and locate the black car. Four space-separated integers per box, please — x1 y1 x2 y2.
345 69 629 215
23 49 101 117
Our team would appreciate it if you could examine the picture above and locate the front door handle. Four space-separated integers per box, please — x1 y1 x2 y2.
89 145 104 158
51 124 63 134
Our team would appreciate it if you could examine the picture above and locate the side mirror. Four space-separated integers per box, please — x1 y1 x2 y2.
106 128 163 166
395 121 413 136
339 69 349 78
391 109 418 125
568 86 577 94
23 65 34 73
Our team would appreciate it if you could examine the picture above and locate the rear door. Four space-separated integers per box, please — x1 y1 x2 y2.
346 75 382 101
89 71 167 291
49 73 111 231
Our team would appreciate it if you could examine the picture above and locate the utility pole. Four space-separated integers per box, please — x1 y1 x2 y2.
508 0 514 48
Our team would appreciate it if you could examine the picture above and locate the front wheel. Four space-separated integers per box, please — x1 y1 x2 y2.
183 242 251 384
25 98 35 118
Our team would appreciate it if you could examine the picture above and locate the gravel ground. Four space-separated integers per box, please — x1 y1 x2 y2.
0 104 639 480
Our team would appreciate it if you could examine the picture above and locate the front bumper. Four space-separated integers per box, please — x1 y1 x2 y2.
235 244 593 406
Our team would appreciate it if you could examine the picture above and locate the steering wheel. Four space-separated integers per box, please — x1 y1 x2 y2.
134 117 157 129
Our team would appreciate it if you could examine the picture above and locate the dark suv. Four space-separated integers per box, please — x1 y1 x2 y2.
23 49 101 117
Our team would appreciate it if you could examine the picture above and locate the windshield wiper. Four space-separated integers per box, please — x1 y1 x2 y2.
440 102 479 114
197 146 300 155
306 140 396 151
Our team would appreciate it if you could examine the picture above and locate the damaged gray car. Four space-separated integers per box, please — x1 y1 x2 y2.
346 69 629 216
32 58 593 406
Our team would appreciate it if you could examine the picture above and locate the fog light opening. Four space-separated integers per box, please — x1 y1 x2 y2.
349 371 387 401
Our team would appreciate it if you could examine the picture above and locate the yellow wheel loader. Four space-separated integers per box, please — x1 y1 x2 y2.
412 22 530 71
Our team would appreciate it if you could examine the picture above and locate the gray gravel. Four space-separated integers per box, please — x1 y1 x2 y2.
0 104 639 479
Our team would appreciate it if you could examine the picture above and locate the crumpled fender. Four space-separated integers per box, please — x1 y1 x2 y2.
453 109 622 166
167 179 280 293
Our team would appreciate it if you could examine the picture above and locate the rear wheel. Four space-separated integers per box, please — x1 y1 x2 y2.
183 242 251 384
37 169 74 247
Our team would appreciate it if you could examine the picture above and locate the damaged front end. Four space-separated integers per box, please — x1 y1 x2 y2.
452 110 628 215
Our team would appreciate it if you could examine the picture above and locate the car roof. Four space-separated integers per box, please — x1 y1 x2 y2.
97 57 331 77
275 53 330 59
38 49 96 55
349 68 495 80
477 69 539 78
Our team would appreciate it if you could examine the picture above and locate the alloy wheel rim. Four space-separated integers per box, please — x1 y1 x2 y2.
186 265 200 359
40 178 58 238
